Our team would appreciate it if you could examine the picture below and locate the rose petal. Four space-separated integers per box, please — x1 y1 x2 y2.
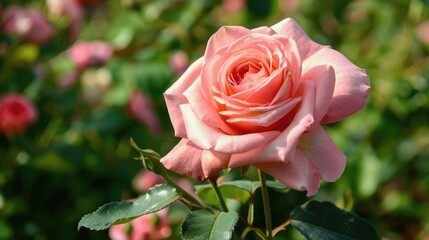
301 65 335 125
180 104 280 154
302 48 370 123
184 78 238 134
205 26 252 59
201 150 231 179
229 80 315 166
164 58 204 138
255 149 321 196
205 26 276 59
226 97 300 127
297 125 346 182
160 139 205 181
271 18 323 60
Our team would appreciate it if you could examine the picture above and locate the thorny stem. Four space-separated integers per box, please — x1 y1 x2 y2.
258 169 273 239
209 179 229 212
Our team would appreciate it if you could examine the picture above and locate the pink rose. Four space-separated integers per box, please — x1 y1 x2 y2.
0 94 37 135
3 6 56 45
67 41 113 69
160 18 370 196
109 208 171 240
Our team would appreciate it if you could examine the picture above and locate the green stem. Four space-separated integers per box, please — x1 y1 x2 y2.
163 173 205 210
258 169 273 239
209 179 229 212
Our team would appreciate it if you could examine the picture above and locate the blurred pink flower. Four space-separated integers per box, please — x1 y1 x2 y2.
222 0 245 14
127 89 161 135
68 41 113 69
109 208 171 240
133 170 164 193
3 6 56 45
279 0 300 13
169 51 189 75
417 21 429 47
59 71 79 90
0 94 37 135
46 0 84 39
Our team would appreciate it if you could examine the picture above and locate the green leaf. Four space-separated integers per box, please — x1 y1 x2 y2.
197 184 250 206
195 180 288 206
78 184 179 231
181 209 239 240
290 201 380 240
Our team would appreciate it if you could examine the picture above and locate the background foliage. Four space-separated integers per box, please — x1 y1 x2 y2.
1 0 429 239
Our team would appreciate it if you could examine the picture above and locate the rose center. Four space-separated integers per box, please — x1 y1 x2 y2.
229 63 261 86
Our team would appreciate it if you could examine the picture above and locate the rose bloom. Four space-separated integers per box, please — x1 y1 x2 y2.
3 6 56 45
67 41 113 69
0 94 37 135
109 208 171 240
160 18 370 196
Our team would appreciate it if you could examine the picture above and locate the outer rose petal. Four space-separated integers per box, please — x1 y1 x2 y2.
273 18 369 123
164 58 204 138
271 18 324 60
297 125 346 182
160 139 205 181
301 65 335 125
302 48 370 123
255 149 320 196
205 26 276 59
256 125 346 196
201 150 230 179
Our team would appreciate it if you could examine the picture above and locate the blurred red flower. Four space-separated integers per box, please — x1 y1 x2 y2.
0 94 37 135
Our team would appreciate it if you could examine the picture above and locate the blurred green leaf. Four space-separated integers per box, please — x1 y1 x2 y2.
181 209 238 240
291 201 379 240
78 184 179 231
32 152 74 174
